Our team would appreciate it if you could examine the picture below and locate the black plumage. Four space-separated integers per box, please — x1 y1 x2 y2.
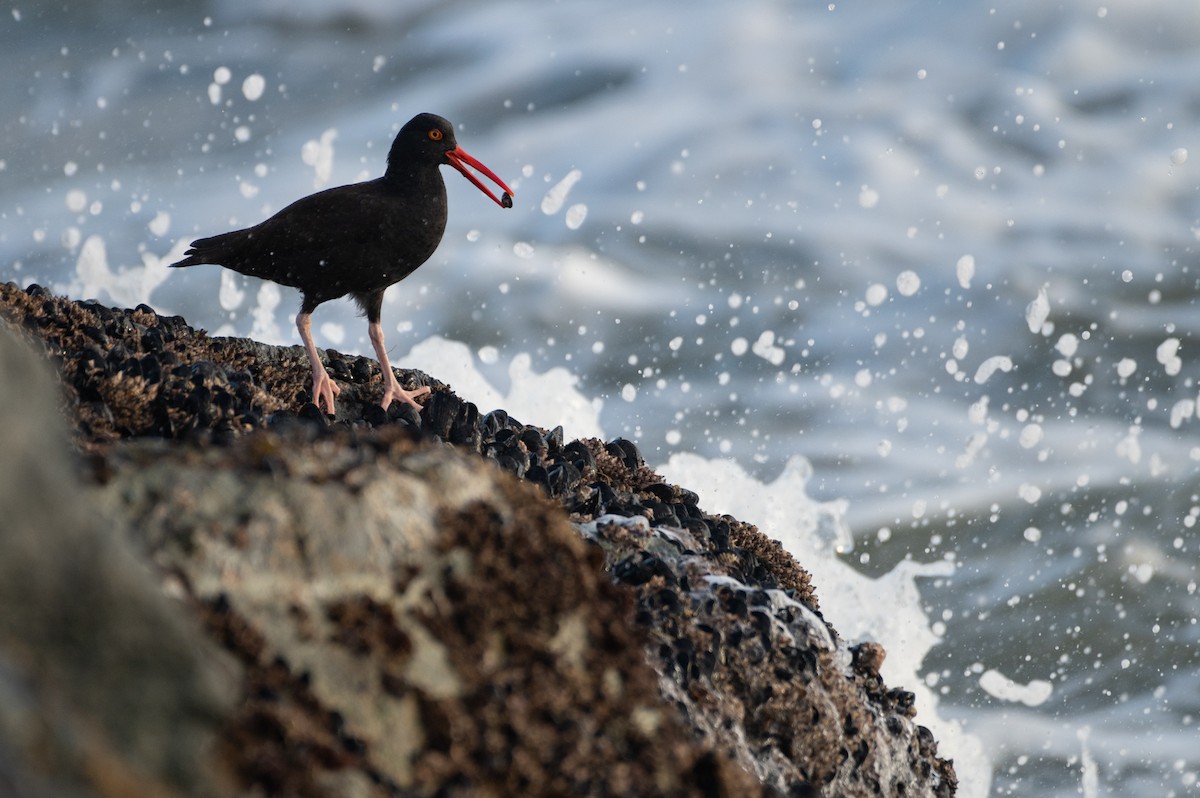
172 112 513 413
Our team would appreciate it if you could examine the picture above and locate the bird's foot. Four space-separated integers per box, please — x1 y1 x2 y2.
380 376 430 411
312 369 342 415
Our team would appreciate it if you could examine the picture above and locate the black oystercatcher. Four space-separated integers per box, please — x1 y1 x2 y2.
172 112 513 413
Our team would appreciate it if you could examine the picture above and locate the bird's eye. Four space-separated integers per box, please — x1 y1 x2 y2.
428 129 443 141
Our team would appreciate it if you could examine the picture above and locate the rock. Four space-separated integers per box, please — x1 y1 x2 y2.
94 425 763 796
0 323 234 798
583 515 953 795
0 282 957 796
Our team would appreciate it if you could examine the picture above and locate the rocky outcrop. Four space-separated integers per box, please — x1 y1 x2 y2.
0 298 233 798
0 281 956 797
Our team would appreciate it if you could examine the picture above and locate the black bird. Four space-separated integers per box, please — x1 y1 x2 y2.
172 112 513 414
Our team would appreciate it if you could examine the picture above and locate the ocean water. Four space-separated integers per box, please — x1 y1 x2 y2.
3 1 1199 795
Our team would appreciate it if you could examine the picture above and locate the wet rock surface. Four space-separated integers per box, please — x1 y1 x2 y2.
1 281 956 797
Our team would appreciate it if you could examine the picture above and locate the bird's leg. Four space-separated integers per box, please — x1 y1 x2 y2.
297 311 340 414
368 320 429 410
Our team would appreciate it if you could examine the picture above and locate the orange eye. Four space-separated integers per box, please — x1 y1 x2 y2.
428 129 443 141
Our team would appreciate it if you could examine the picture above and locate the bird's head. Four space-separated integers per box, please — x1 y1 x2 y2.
390 113 514 208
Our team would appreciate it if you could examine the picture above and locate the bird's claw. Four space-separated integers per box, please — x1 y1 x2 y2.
380 380 430 411
312 371 341 415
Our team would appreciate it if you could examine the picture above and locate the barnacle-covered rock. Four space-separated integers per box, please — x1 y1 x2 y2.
0 283 957 797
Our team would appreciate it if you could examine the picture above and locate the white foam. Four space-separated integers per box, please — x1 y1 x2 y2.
319 321 345 345
68 235 178 309
148 211 171 237
1026 286 1050 334
1156 337 1182 376
65 189 87 213
398 337 604 441
895 270 921 296
1079 727 1099 798
564 203 588 229
955 255 975 289
658 451 986 794
541 169 582 215
751 330 785 366
1055 333 1078 357
973 355 1013 384
218 271 245 311
300 129 337 189
248 283 287 345
242 73 266 102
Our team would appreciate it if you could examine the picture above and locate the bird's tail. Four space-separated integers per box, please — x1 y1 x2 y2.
170 231 244 268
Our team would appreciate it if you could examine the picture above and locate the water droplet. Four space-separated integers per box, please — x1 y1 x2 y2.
242 73 266 101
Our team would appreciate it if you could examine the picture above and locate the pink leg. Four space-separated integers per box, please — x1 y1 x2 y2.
368 320 429 410
297 312 340 414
